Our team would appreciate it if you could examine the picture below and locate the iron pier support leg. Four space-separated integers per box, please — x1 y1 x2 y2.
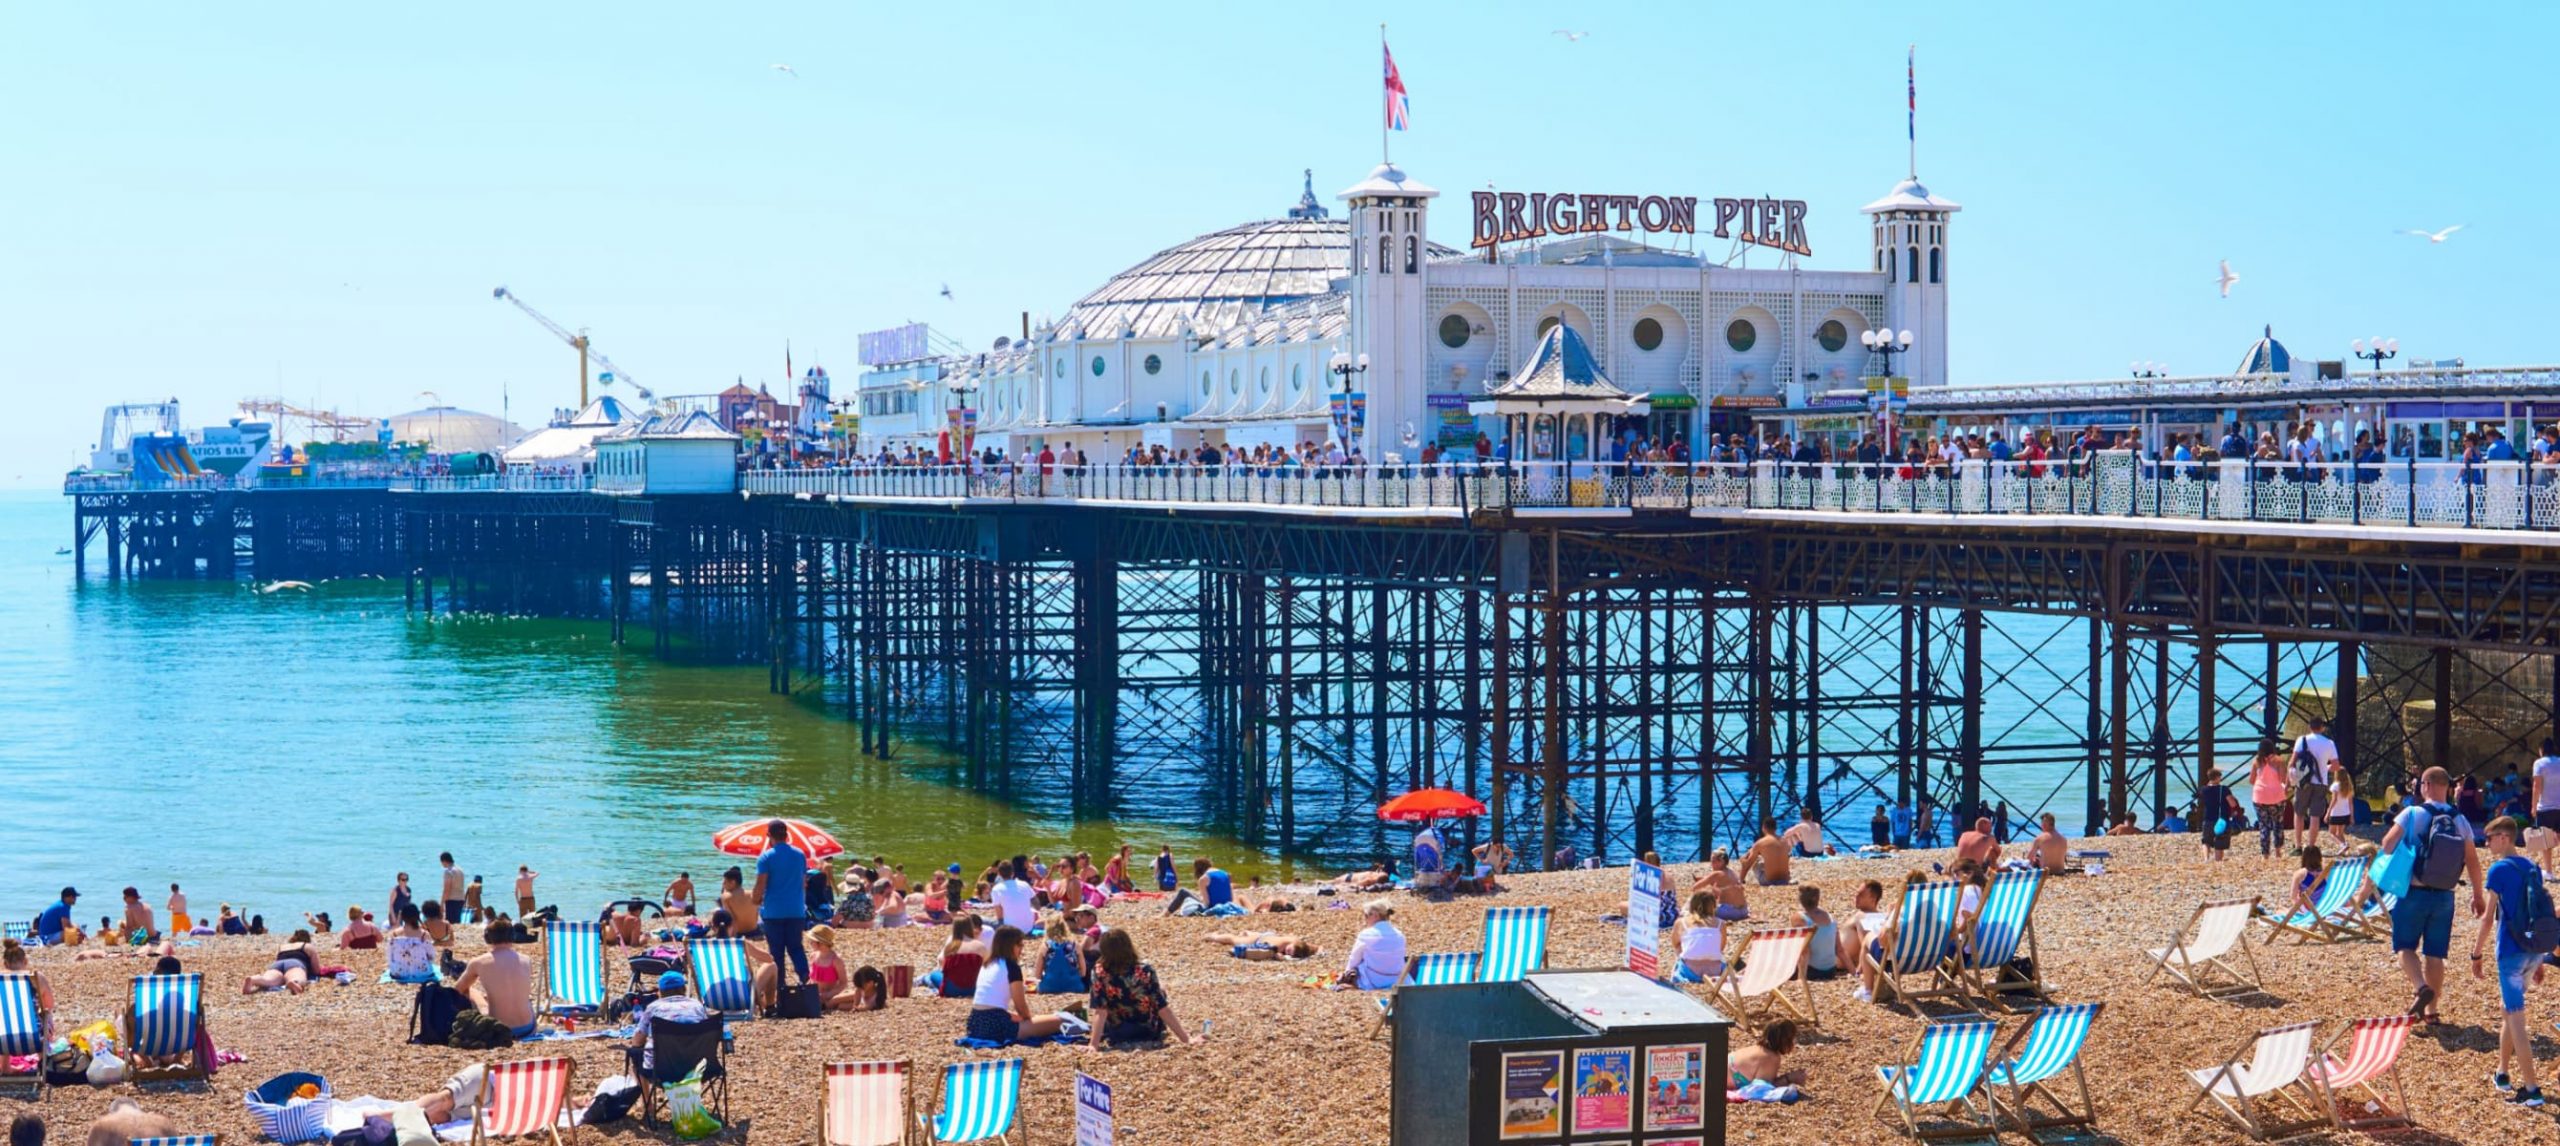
2152 630 2172 825
1959 608 1984 825
2433 646 2455 777
1899 605 1918 806
2198 630 2219 797
2334 641 2361 781
2108 620 2131 823
2085 616 2105 836
1538 533 1567 872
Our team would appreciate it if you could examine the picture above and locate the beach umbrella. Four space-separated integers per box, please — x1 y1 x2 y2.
1377 788 1488 823
711 817 845 859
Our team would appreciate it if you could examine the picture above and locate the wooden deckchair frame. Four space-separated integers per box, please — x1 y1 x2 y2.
1871 1018 1999 1140
2145 897 2264 999
1948 871 2050 1009
1985 1003 2103 1138
1709 925 1818 1036
917 1060 1025 1146
122 975 206 1088
822 1060 918 1146
2308 1017 2416 1131
2187 1023 2329 1140
2258 855 2371 945
1866 881 1966 1016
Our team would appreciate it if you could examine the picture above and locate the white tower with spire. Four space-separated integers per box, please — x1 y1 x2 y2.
1337 162 1436 458
1862 176 1959 390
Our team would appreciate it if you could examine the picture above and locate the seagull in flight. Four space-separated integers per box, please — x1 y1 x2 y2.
1552 29 1590 41
2215 259 2239 298
770 63 797 78
939 283 953 300
2401 224 2463 244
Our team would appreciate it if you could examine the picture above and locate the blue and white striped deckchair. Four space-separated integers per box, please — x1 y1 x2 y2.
690 937 757 1016
1477 906 1550 983
0 973 44 1097
1 922 26 943
919 1058 1024 1145
129 1137 222 1146
2260 854 2371 945
1953 870 2048 1006
1371 951 1482 1038
1867 880 1963 1014
124 973 205 1086
1986 1002 2104 1136
543 921 606 1016
1873 1016 1998 1139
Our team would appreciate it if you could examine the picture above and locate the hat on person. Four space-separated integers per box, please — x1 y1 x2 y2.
59 887 77 900
657 971 687 992
947 863 963 875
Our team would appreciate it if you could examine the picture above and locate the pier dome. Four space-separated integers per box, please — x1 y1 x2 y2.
1064 194 1459 340
2236 324 2292 375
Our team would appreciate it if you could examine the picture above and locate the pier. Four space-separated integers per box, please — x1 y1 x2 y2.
63 458 2560 868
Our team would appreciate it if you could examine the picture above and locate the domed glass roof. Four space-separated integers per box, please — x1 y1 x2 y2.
2236 324 2291 375
1063 217 1459 341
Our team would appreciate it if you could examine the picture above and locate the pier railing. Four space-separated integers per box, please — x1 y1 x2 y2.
744 453 2560 533
392 472 594 493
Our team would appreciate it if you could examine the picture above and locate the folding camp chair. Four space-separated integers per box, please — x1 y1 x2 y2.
123 973 206 1087
1370 951 1480 1039
542 921 607 1017
1477 906 1550 983
2306 1015 2417 1131
918 1058 1024 1146
1872 1015 1998 1139
2187 1021 2326 1139
2145 898 2263 999
1708 925 1818 1035
0 973 44 1099
1951 870 2048 1008
824 1060 917 1146
1865 880 1964 1015
471 1057 576 1146
2259 855 2371 944
626 1013 728 1129
690 937 758 1016
130 1137 222 1146
1985 1002 2103 1138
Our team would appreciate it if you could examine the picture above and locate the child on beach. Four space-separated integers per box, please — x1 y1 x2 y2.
2474 816 2548 1107
1797 887 1839 979
805 925 869 1012
1036 913 1088 992
2288 846 2327 918
1675 892 1725 982
166 884 190 935
2196 766 2233 862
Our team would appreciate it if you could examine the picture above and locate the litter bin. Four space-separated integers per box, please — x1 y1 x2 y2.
1391 969 1731 1146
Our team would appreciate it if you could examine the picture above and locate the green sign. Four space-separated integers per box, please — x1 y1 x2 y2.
1645 392 1698 411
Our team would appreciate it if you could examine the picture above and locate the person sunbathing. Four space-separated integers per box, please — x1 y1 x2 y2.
0 940 53 1040
608 904 646 947
419 901 454 946
453 922 538 1039
339 908 381 950
1727 1019 1808 1089
2289 845 2327 918
1203 931 1319 960
242 930 321 994
1692 851 1749 921
1340 861 1395 891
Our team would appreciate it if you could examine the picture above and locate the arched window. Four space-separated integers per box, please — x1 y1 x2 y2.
1405 236 1418 274
1907 247 1920 283
1379 237 1392 273
1929 247 1942 284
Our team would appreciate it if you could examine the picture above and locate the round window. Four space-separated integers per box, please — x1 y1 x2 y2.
1228 369 1242 395
1725 319 1757 353
1258 367 1272 395
1090 356 1106 378
1439 314 1472 349
1632 317 1664 352
1055 358 1067 379
1200 371 1213 398
1143 354 1162 375
1537 316 1561 340
1816 320 1848 353
1290 365 1305 394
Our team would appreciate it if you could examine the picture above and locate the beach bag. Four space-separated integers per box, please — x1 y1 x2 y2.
770 983 822 1020
2508 859 2560 955
2413 802 2469 891
447 1010 515 1051
665 1068 722 1140
409 983 469 1046
43 1045 91 1086
886 964 913 998
584 1077 641 1126
2374 832 2416 898
246 1072 336 1143
87 1047 128 1086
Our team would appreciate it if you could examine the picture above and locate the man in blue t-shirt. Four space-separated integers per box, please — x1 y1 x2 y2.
750 821 811 988
2380 766 2484 1026
32 887 77 946
1888 799 1915 850
2474 816 2547 1107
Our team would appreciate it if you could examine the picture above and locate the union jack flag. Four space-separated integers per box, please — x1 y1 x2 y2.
1384 41 1410 131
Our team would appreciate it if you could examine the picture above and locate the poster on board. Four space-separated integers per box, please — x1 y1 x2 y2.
1498 1050 1564 1139
1643 1043 1707 1132
1572 1048 1635 1135
1626 861 1664 978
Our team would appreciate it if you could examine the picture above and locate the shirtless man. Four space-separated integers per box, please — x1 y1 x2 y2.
608 904 646 947
514 866 539 917
1781 810 1838 859
1201 931 1319 960
1736 818 1795 887
665 872 696 916
1691 849 1750 920
2031 813 2069 875
453 922 537 1039
118 888 154 940
1955 818 2001 868
85 1097 176 1146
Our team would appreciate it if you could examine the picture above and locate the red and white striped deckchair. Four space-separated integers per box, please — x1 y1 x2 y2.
471 1058 575 1146
2306 1015 2416 1131
824 1060 916 1146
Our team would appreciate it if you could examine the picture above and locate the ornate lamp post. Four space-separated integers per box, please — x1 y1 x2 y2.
2353 337 2400 373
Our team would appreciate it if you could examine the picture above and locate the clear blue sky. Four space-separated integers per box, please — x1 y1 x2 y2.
3 1 2549 485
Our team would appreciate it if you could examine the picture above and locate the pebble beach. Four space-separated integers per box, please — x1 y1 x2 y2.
9 831 2559 1145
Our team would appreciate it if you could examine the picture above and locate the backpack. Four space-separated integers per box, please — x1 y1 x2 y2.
2412 802 2470 891
2504 857 2560 956
447 1009 517 1051
408 982 470 1046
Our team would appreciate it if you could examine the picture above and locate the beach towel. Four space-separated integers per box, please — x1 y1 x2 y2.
1726 1080 1802 1103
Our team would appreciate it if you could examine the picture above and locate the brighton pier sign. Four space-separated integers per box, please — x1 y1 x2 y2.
1470 190 1811 256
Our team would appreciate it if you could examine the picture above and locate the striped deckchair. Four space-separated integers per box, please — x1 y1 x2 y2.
130 1137 222 1146
0 922 25 943
123 973 206 1086
2260 855 2372 944
2188 1021 2326 1139
823 1060 916 1146
2306 1015 2417 1131
919 1058 1024 1146
1371 951 1480 1039
542 921 607 1016
1866 880 1964 1014
1477 906 1550 983
691 937 757 1016
1985 1002 2104 1137
472 1057 575 1146
1872 1016 1998 1139
1709 926 1818 1035
1951 870 2048 1007
0 973 43 1098
2145 898 2263 999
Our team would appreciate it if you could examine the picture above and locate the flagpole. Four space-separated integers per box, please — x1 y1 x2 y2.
1381 23 1390 165
1907 44 1917 180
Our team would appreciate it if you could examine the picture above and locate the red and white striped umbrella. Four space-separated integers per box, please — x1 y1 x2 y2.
711 818 845 859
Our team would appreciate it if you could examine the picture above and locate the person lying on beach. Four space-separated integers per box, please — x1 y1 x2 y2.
242 930 321 994
1727 1019 1809 1089
453 922 538 1039
1339 862 1395 892
1204 931 1318 960
404 1064 597 1127
1 940 54 1039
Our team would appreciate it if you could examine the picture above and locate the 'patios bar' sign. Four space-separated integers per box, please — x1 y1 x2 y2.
1469 191 1810 256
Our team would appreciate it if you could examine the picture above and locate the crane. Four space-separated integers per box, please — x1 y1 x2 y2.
237 399 379 444
491 286 652 410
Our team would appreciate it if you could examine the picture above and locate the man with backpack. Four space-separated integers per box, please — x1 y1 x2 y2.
2473 815 2552 1106
2290 718 2340 853
2379 766 2485 1026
